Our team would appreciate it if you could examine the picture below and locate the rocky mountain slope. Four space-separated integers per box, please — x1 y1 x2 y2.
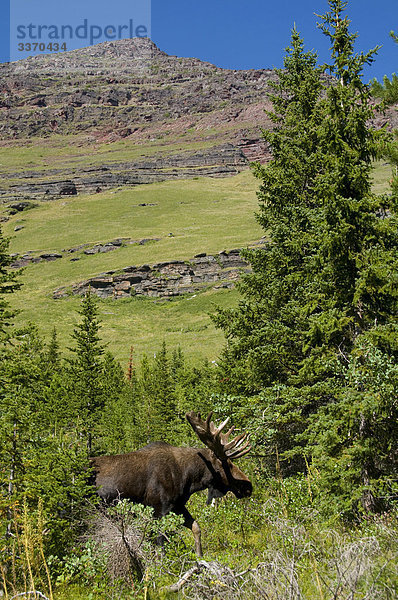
0 37 280 203
1 37 396 204
1 38 274 144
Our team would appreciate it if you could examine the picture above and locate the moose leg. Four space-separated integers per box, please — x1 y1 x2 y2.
180 507 202 557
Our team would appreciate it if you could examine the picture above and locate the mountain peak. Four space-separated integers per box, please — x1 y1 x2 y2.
0 36 277 152
7 37 165 75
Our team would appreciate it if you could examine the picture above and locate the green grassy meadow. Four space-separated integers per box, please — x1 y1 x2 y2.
2 160 392 367
3 171 261 255
3 170 261 365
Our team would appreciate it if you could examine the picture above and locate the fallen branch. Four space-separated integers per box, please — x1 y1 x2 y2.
163 563 202 593
162 559 238 594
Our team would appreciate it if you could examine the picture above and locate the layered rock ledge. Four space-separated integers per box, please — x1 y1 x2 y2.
53 248 253 299
1 144 250 201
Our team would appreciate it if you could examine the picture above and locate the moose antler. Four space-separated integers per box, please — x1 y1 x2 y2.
186 411 251 460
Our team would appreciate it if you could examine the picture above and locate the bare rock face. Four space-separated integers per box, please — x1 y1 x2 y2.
53 248 253 299
0 38 275 162
6 38 161 76
59 182 77 195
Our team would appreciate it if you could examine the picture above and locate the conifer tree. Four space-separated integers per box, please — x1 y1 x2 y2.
307 0 398 512
133 343 183 444
136 353 155 445
214 1 398 510
214 28 324 393
0 327 47 535
0 226 24 536
46 326 61 371
152 342 178 430
67 291 106 453
0 227 21 340
98 351 140 453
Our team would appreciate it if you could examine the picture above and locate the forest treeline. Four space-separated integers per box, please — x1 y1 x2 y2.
0 292 220 562
1 1 398 597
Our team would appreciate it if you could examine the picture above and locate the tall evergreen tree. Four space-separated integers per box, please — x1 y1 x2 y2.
214 28 324 393
67 291 106 453
308 0 398 512
97 351 140 453
213 1 398 510
135 343 178 444
0 227 21 340
0 328 46 535
0 226 23 537
46 326 61 372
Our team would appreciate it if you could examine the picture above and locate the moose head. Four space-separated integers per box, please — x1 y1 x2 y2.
185 410 252 504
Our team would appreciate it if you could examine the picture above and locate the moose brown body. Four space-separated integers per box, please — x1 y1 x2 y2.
91 412 252 556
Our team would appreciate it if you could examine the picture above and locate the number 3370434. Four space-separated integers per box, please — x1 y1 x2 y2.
18 43 67 52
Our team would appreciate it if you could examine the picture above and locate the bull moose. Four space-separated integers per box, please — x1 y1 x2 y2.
91 411 252 556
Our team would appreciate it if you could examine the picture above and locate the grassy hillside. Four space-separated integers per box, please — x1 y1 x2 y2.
4 171 260 256
2 161 392 367
0 134 223 177
4 170 261 365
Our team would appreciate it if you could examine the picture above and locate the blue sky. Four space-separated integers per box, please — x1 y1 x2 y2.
152 0 396 82
1 0 396 82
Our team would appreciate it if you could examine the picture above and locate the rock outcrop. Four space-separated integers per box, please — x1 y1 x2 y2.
10 251 63 267
1 144 249 200
10 236 160 267
53 248 253 299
